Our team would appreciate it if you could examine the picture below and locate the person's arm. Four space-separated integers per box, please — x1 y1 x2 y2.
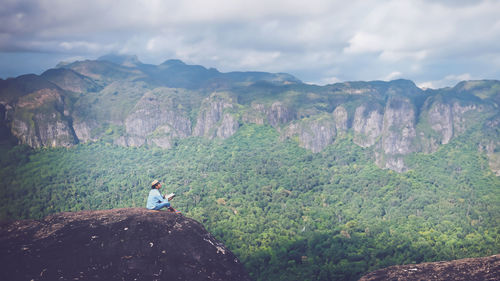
153 190 168 203
165 193 175 200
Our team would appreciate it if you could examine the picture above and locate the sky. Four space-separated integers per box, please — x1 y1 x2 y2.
1 0 499 88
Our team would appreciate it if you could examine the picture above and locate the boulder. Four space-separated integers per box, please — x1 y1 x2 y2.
0 208 250 281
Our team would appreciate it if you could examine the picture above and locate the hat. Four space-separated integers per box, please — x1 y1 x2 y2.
151 180 160 187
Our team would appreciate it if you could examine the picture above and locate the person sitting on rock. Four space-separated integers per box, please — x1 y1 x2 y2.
146 180 179 212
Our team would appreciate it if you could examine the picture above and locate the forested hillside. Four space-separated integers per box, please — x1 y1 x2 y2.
1 124 498 281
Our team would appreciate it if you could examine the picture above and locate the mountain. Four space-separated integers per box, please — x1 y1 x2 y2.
0 55 498 173
0 74 77 147
0 208 250 281
41 68 102 94
359 254 500 281
57 55 301 89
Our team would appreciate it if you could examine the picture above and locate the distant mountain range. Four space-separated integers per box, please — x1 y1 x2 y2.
1 54 499 173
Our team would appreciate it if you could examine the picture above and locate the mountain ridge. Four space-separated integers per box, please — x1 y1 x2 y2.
0 56 498 173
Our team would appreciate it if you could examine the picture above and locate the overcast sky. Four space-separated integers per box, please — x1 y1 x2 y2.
1 0 499 88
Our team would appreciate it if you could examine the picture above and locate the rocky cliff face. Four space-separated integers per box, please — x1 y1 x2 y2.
282 114 337 153
267 102 296 128
353 104 384 148
193 93 239 139
375 97 417 172
9 88 77 148
0 208 251 281
418 97 483 153
359 254 500 281
480 113 500 176
243 101 296 128
122 91 192 147
1 57 499 173
333 106 348 133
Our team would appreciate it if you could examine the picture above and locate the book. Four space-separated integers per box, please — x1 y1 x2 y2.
165 193 175 200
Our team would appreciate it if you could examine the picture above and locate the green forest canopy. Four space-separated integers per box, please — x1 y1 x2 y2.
0 124 499 281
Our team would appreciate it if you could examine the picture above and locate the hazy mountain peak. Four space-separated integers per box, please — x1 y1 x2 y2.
161 59 187 67
388 78 418 88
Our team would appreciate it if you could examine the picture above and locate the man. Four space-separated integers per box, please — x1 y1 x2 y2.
146 180 179 212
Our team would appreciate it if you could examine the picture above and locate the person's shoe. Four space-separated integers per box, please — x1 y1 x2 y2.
168 207 181 213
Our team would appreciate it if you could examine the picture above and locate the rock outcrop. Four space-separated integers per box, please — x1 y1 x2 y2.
9 88 77 148
333 106 348 133
193 93 239 139
123 91 191 147
282 114 337 153
243 101 296 128
480 113 500 176
359 254 500 281
267 102 296 128
376 96 417 172
353 104 384 148
0 208 250 281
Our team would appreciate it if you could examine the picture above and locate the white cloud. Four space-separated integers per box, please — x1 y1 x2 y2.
59 41 103 52
343 32 383 54
379 50 428 62
0 0 499 84
383 71 403 81
239 51 282 68
314 76 341 86
418 73 473 89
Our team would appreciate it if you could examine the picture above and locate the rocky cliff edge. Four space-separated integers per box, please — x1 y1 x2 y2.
0 208 251 281
359 254 499 281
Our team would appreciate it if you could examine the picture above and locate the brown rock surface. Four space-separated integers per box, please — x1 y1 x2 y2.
359 254 500 281
0 208 250 281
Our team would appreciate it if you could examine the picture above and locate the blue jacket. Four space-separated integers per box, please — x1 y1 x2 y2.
147 189 170 209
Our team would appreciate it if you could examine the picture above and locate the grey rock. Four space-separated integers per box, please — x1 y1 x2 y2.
333 106 348 133
375 97 417 171
353 105 383 147
194 94 238 139
73 119 95 143
217 113 239 139
243 102 295 128
452 102 478 134
381 97 416 155
268 102 295 127
124 91 192 146
242 103 267 125
10 89 76 148
282 115 336 153
428 102 453 145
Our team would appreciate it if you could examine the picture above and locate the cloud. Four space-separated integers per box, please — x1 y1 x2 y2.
418 73 473 89
383 71 403 81
59 41 111 52
0 0 499 87
314 76 342 86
